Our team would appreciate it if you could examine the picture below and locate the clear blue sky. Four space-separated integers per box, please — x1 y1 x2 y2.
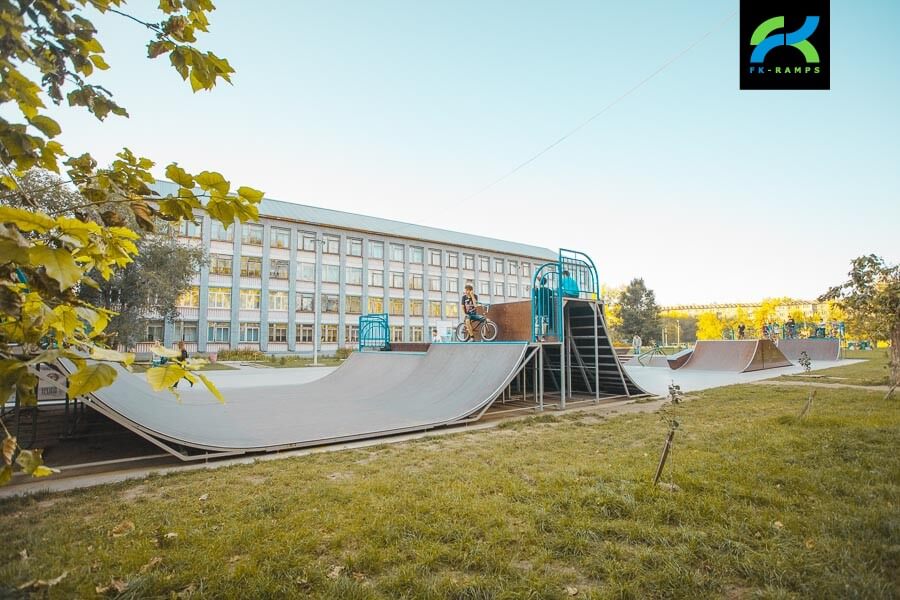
33 1 900 304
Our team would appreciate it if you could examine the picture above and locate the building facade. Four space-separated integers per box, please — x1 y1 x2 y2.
149 182 557 355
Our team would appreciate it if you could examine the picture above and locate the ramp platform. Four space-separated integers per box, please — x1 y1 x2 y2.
677 340 791 372
776 338 841 361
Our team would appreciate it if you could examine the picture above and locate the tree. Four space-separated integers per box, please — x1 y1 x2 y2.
1 1 263 484
618 278 661 344
659 310 697 344
821 255 899 385
696 312 727 340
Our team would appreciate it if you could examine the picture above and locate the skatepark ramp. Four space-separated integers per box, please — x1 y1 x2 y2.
61 343 529 460
678 340 791 372
776 338 841 361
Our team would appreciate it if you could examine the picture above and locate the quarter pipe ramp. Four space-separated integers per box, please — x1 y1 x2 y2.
677 340 792 372
776 338 841 361
62 343 529 459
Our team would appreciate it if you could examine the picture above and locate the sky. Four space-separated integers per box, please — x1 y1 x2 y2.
26 0 900 305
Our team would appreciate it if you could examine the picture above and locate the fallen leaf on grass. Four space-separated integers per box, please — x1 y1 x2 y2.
565 585 579 596
19 549 28 561
773 521 784 530
18 570 68 590
110 520 135 537
96 578 128 594
352 571 367 582
805 538 816 549
327 565 344 579
166 532 178 539
198 493 209 501
140 556 163 573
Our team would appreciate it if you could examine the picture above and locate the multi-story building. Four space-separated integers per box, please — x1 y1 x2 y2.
150 181 557 354
660 301 824 321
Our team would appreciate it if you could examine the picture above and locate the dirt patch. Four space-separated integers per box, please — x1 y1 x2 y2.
326 472 353 481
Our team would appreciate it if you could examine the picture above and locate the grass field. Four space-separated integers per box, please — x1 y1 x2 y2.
130 362 236 374
2 379 897 598
778 348 892 386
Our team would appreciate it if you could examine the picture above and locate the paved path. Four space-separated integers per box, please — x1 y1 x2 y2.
751 380 892 392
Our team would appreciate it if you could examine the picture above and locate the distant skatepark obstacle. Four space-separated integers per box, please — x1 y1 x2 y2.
776 338 840 361
676 340 791 372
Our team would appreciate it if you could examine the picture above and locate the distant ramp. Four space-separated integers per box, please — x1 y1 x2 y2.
678 340 791 372
776 338 840 361
61 343 528 459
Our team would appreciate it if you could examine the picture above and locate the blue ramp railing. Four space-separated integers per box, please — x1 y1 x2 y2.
358 313 390 351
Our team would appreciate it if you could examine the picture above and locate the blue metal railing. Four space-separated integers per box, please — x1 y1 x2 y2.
530 249 601 343
559 248 600 300
358 313 390 351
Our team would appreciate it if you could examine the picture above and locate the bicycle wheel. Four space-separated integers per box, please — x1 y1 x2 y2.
481 320 498 342
455 322 470 342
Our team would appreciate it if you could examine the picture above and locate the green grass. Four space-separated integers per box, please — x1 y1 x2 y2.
1 385 898 598
263 357 345 368
779 348 892 386
131 362 236 374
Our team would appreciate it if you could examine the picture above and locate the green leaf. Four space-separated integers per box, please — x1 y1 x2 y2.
165 163 195 188
196 373 225 404
32 465 58 477
67 363 117 399
28 115 62 137
236 186 264 203
146 364 186 391
151 345 181 358
0 238 30 264
0 465 11 486
15 449 43 475
0 206 56 233
194 171 229 195
89 346 135 366
89 54 110 70
28 246 82 291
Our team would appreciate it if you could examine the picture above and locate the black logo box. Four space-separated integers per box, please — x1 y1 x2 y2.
740 0 830 90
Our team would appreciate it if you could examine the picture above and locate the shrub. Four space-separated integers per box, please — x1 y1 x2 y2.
216 349 267 361
335 347 353 359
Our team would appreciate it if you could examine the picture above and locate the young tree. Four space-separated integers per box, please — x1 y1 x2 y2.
696 311 727 340
821 255 899 385
618 278 661 344
1 2 263 483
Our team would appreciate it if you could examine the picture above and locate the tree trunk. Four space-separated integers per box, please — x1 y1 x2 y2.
891 323 900 387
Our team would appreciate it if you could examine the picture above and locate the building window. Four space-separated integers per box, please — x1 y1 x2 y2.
508 261 517 276
242 223 263 246
522 263 531 278
347 237 362 256
177 287 199 307
390 326 404 343
271 227 290 249
297 292 314 312
270 291 289 311
464 254 475 270
240 256 262 278
390 243 404 262
345 325 359 344
445 302 459 318
211 220 233 242
240 322 260 342
429 301 442 318
479 281 490 296
323 235 340 254
297 323 313 343
346 295 362 314
177 220 201 238
368 269 383 287
508 284 517 298
447 278 459 293
409 299 423 317
410 274 423 290
210 254 232 276
428 249 442 266
208 287 231 309
494 259 504 274
494 282 504 296
270 259 289 279
322 264 340 283
479 257 489 272
428 277 441 292
368 297 383 313
369 240 384 259
346 267 362 286
174 321 198 342
321 324 338 343
240 289 261 309
321 294 339 313
524 284 531 295
268 323 287 343
145 321 164 342
409 246 424 264
208 322 230 342
410 326 424 343
390 271 404 288
299 262 315 281
389 297 404 316
301 231 317 251
448 252 459 269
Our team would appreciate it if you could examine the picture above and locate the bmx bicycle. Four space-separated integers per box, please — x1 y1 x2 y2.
455 304 498 342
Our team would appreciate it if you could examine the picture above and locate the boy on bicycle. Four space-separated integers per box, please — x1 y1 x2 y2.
461 283 484 340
